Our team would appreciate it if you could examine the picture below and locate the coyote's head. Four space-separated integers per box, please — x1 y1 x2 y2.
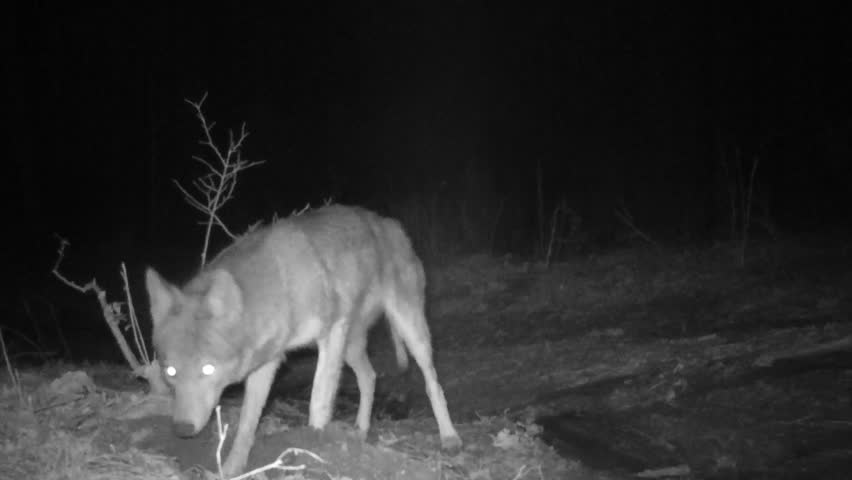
145 268 245 438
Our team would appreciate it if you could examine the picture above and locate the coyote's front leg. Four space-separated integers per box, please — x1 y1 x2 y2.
222 360 279 477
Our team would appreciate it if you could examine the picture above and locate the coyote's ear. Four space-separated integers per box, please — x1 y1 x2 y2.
145 267 175 327
205 269 243 319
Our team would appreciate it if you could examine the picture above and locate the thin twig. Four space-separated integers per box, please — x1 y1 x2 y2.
545 202 564 268
739 155 760 267
212 404 326 480
121 262 149 365
214 406 229 480
0 327 26 407
614 206 659 247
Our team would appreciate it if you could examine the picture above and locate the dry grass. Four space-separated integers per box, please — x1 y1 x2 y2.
1 429 178 480
0 366 181 480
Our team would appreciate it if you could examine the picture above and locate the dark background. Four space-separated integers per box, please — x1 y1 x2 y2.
6 4 851 357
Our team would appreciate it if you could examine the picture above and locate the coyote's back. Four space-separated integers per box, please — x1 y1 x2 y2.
145 205 461 476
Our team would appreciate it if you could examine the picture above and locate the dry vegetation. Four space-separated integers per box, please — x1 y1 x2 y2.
3 237 850 479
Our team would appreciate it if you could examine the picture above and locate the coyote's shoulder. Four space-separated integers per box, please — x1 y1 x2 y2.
146 204 460 477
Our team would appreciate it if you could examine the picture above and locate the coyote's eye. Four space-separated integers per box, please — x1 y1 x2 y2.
164 365 177 377
202 364 216 376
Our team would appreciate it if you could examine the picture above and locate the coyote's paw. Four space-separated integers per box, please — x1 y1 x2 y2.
440 434 463 452
221 455 247 479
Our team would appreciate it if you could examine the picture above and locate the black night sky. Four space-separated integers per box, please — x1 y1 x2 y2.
8 4 852 330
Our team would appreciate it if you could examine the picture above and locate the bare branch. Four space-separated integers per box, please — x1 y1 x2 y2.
52 235 71 276
176 94 262 267
172 180 209 213
212 214 238 239
293 203 311 216
197 176 218 192
191 155 217 173
121 262 150 365
239 160 266 171
614 206 659 247
52 234 98 294
52 237 144 375
184 91 209 110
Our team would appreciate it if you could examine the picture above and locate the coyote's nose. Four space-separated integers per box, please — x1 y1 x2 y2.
172 421 197 438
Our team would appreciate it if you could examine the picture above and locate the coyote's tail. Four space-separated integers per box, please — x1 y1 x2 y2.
389 324 409 372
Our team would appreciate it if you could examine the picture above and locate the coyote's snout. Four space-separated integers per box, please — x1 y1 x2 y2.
146 205 461 476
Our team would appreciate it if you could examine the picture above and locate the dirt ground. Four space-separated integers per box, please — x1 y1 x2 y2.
414 240 851 479
3 238 851 479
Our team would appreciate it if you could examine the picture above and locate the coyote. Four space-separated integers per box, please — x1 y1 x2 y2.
145 205 461 476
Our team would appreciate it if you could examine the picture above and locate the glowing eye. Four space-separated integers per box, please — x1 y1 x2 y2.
202 364 216 376
164 366 177 377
